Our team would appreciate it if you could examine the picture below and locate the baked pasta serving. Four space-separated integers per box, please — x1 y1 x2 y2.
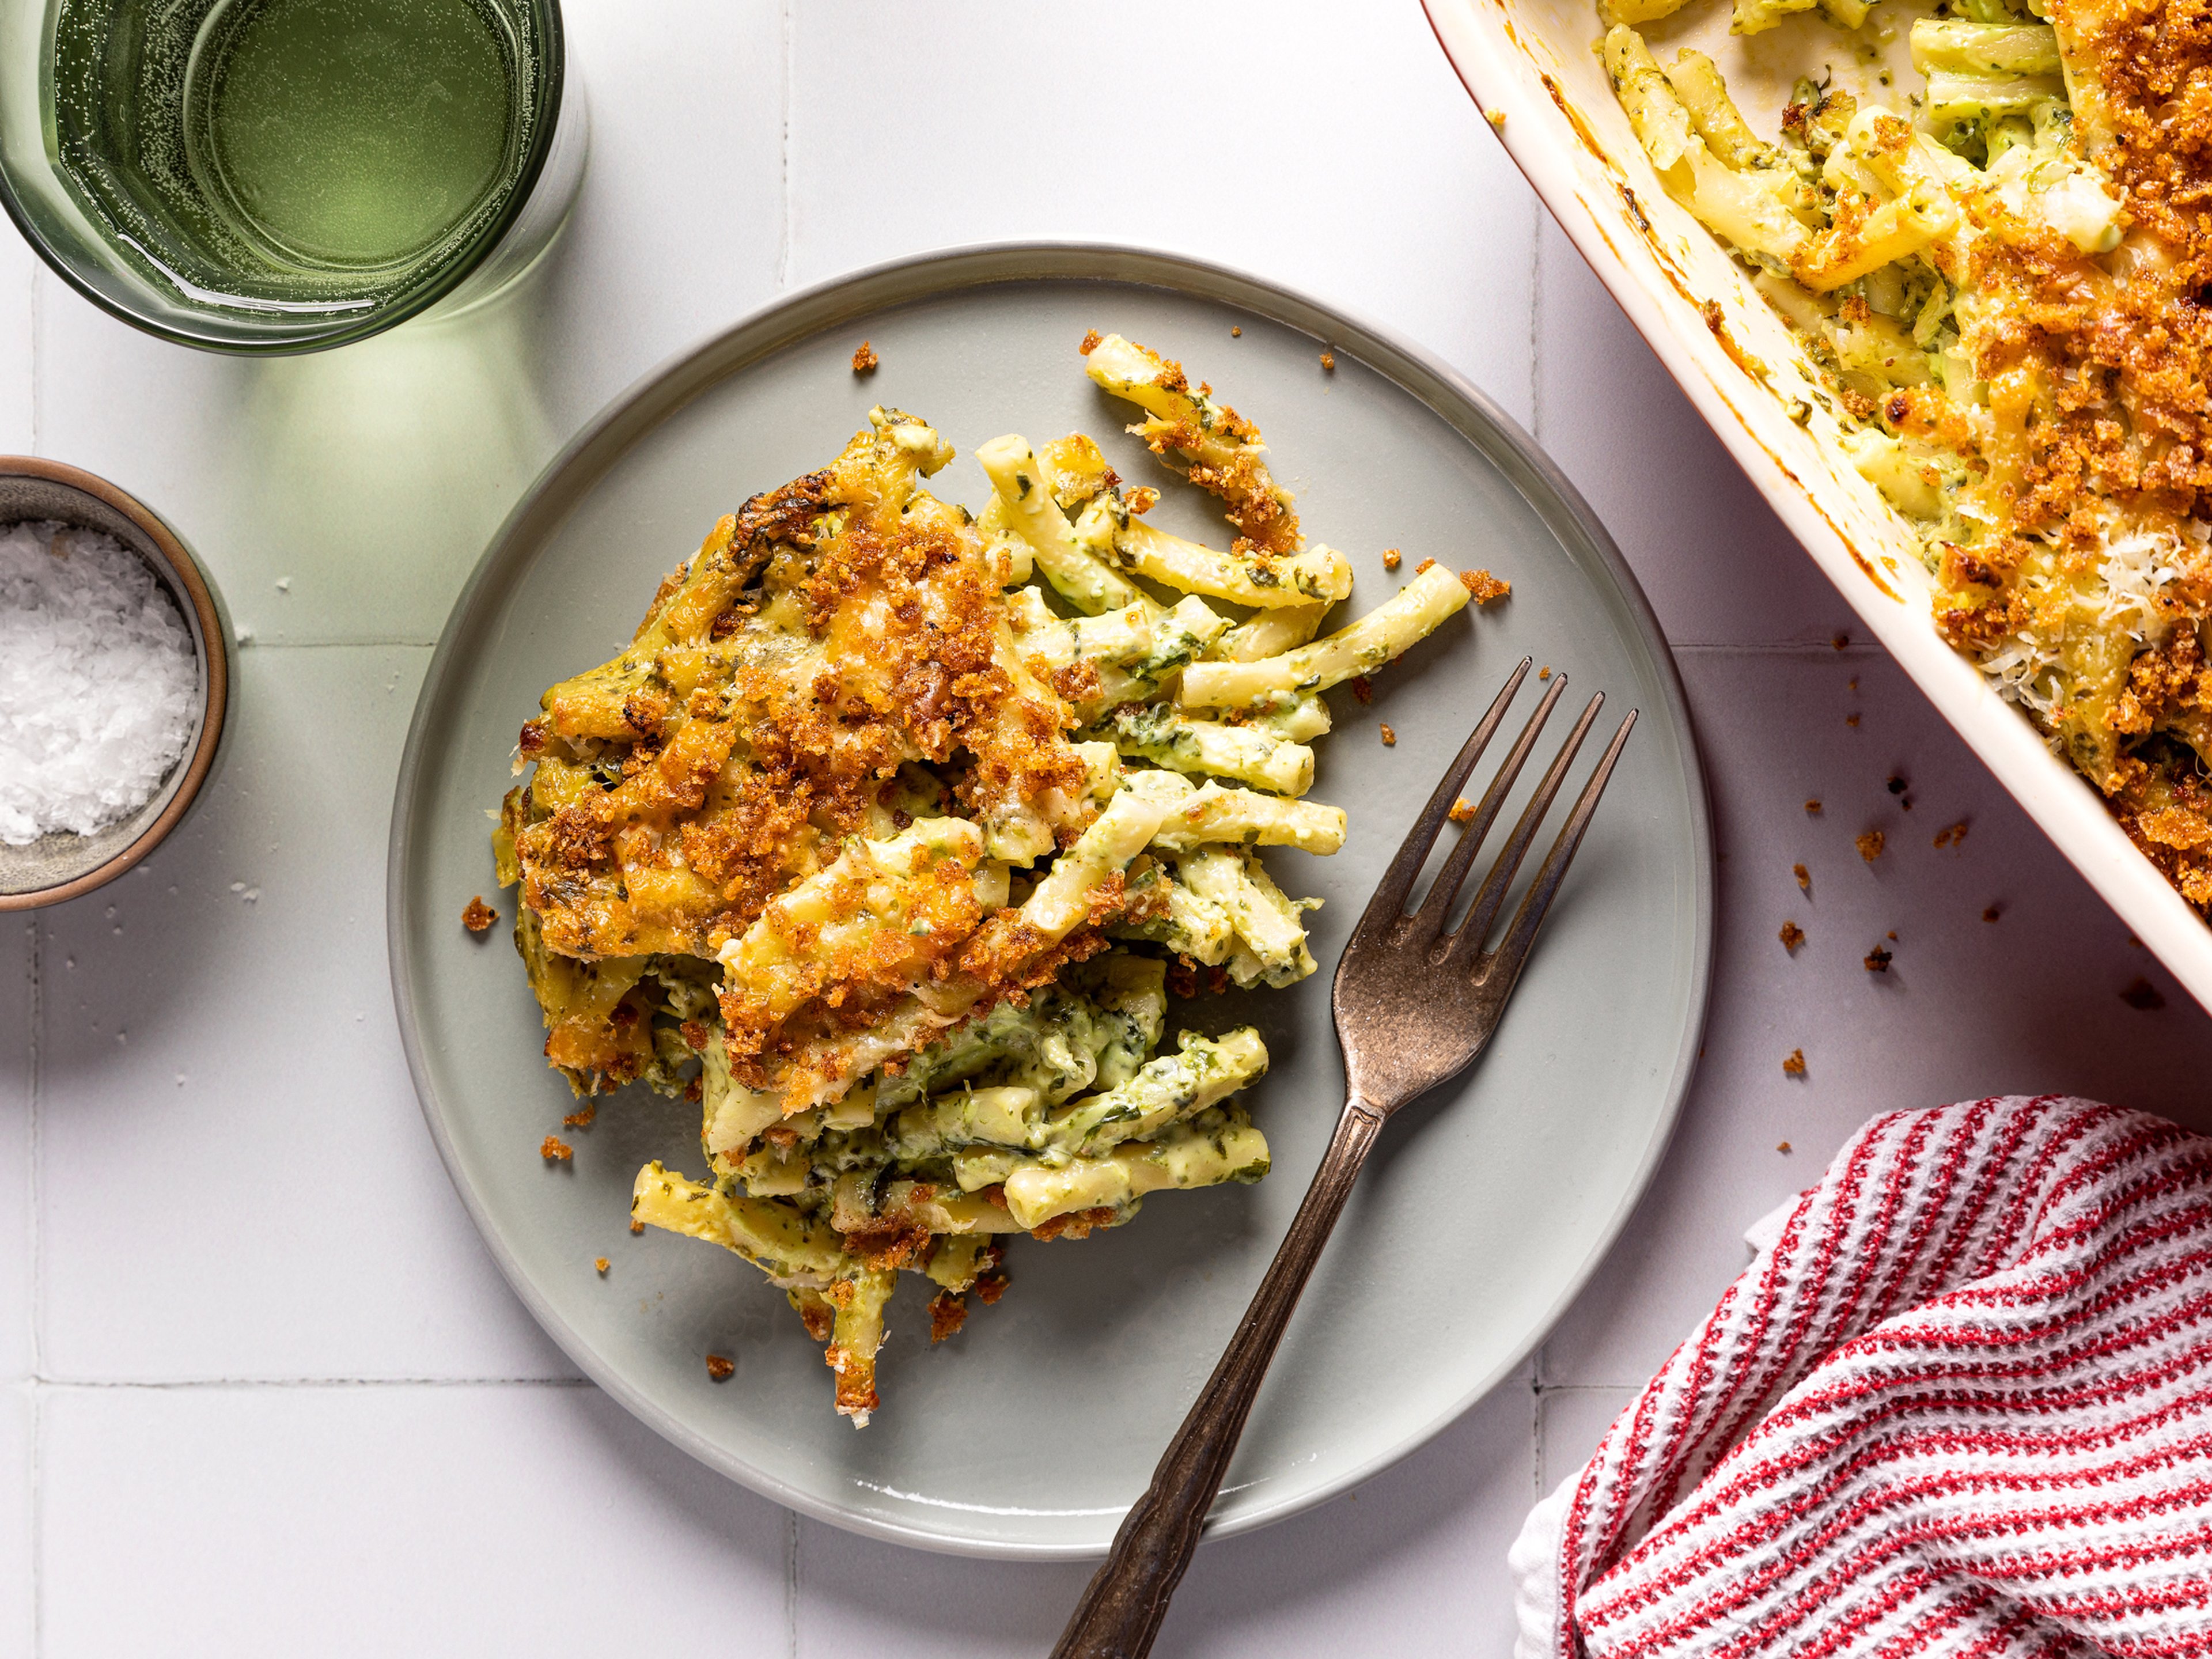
491 333 1490 1423
1599 0 2212 906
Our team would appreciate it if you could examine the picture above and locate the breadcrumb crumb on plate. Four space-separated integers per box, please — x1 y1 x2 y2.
706 1354 735 1380
541 1136 573 1162
1782 1047 1805 1077
1779 920 1804 952
461 895 497 932
1448 797 1475 824
1460 569 1509 603
1793 862 1809 892
850 341 878 374
1863 944 1893 972
1856 831 1885 862
1380 724 1396 747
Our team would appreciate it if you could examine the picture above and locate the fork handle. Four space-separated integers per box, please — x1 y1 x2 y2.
1049 1097 1387 1659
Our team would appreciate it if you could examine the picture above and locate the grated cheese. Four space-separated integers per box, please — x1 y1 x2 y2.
0 520 198 846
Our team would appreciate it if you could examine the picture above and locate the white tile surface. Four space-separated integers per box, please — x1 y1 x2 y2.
794 1366 1538 1659
786 0 1539 431
0 233 31 454
9 1 2212 1649
37 1381 791 1658
1535 219 1850 648
1538 643 2212 1389
36 647 570 1382
1 922 28 1384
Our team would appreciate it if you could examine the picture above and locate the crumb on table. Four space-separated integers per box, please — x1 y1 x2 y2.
1887 776 1908 796
1538 665 1552 680
629 1218 644 1234
1350 675 1374 705
1777 1141 1794 1154
1832 633 1849 650
1448 797 1475 824
1793 862 1810 892
1782 1047 1806 1077
462 895 497 933
706 1354 735 1381
1320 350 1336 370
1805 798 1822 815
1983 905 2002 923
1379 723 1396 747
1934 821 1968 849
594 1257 609 1274
1846 713 1861 728
563 1103 597 1129
1382 548 1402 571
1779 920 1805 953
540 1135 573 1162
1863 944 1893 972
850 340 878 374
2120 978 2166 1010
1460 569 1510 603
1856 830 1885 862
1230 325 1242 337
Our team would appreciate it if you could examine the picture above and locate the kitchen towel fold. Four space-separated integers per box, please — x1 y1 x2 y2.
1510 1095 2212 1658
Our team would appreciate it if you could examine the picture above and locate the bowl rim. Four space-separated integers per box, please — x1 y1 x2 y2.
0 455 229 910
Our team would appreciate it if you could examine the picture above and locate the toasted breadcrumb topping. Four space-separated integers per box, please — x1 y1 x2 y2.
1782 1048 1806 1076
462 895 497 933
706 1354 735 1380
563 1103 597 1128
1379 724 1396 746
1856 830 1886 862
541 1136 573 1162
1460 570 1510 603
1864 944 1893 972
850 341 878 374
1793 862 1810 892
1933 821 1969 849
1448 797 1475 824
927 1290 968 1343
1382 548 1402 571
1779 920 1806 952
594 1256 609 1274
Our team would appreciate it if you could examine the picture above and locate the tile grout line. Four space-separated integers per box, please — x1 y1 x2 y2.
25 914 41 1656
1528 196 1542 442
777 0 795 291
785 1509 801 1659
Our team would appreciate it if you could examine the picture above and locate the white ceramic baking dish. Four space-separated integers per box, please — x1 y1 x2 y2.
1423 0 2212 1014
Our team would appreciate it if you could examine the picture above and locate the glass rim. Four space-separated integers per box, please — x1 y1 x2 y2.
0 0 567 357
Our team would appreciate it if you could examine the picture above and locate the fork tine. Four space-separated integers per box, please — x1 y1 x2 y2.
1479 709 1637 991
1400 670 1569 946
1442 691 1606 960
1348 658 1531 944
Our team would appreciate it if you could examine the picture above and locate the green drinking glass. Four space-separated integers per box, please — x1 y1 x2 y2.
0 0 586 353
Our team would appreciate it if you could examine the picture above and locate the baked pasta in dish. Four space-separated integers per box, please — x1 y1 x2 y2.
492 334 1488 1422
1599 0 2212 906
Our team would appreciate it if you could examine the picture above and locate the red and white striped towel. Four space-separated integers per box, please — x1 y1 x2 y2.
1510 1096 2212 1658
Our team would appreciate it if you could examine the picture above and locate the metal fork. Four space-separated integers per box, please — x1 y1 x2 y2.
1050 658 1637 1659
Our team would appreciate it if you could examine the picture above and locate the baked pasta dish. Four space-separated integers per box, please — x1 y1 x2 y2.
491 334 1487 1423
1598 0 2212 906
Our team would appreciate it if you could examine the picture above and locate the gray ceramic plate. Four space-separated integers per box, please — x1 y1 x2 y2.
388 243 1712 1559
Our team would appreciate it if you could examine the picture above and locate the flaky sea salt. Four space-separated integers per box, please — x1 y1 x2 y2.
0 520 198 846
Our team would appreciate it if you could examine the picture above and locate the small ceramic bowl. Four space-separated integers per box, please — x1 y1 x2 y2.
0 457 230 910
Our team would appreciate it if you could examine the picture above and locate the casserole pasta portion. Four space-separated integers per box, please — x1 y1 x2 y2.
1600 0 2212 906
494 334 1493 1421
